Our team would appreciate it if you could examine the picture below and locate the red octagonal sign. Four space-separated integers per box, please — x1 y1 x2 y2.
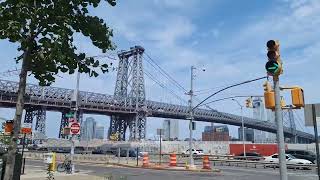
70 122 80 135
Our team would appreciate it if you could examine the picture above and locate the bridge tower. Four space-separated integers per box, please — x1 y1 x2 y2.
24 107 47 142
108 46 146 141
288 108 297 143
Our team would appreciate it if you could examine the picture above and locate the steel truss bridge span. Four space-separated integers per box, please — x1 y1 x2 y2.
0 79 313 141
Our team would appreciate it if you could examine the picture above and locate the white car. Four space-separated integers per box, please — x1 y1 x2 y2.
182 149 204 156
264 153 312 165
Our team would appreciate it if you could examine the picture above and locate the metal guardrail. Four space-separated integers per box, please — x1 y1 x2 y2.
209 158 315 170
24 152 315 171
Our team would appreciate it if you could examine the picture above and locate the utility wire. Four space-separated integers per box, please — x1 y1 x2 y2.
144 53 187 92
144 69 187 104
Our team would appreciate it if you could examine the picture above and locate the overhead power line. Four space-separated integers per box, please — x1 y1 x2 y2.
144 52 187 92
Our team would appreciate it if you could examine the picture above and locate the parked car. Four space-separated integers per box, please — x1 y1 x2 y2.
182 149 204 156
235 152 264 161
285 149 316 164
264 153 312 165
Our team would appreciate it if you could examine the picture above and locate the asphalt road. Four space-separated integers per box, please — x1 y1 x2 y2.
25 159 317 180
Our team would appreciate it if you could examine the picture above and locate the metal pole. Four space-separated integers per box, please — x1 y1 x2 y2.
241 106 246 157
21 133 26 174
71 135 75 174
159 130 162 165
189 66 195 168
136 147 139 166
312 104 320 180
71 70 80 174
273 76 287 180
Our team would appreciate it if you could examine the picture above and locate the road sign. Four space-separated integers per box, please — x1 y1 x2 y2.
22 123 32 128
68 118 76 123
304 104 320 126
66 112 74 118
70 122 80 135
265 60 280 75
20 127 32 134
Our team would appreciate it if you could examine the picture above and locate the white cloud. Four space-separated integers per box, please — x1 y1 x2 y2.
147 16 196 47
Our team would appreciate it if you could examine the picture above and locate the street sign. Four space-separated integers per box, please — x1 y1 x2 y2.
68 118 76 123
70 122 80 135
265 60 280 75
63 127 71 135
20 127 32 134
22 123 32 128
65 112 74 118
304 104 320 126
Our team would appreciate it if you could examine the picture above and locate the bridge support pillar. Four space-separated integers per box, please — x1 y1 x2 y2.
108 46 146 141
24 108 35 124
35 107 46 135
59 111 69 139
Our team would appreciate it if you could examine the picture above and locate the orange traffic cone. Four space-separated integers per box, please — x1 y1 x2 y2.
142 154 149 167
203 155 211 170
169 153 177 167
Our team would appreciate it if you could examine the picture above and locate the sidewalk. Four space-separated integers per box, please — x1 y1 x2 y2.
21 166 104 180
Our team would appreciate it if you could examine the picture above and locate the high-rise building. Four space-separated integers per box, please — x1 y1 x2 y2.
81 117 96 141
238 127 254 142
95 126 104 139
252 97 277 143
162 119 179 141
202 125 229 141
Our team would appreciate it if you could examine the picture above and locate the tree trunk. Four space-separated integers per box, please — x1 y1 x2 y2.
3 48 29 180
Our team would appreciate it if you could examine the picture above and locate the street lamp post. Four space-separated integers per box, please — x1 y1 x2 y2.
188 66 196 168
232 99 246 157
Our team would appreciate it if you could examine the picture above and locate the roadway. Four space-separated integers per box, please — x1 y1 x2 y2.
25 159 317 180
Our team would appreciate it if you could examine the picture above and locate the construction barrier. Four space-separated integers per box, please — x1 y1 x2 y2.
169 153 177 167
142 154 149 167
202 155 211 170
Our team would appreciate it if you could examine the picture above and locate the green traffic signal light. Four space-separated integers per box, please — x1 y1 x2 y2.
265 60 280 75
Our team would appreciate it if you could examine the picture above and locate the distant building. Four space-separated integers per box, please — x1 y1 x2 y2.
81 117 96 141
95 126 104 139
238 127 254 142
162 119 179 141
252 97 277 143
202 125 229 141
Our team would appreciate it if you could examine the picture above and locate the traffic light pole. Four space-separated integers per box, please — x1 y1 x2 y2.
273 76 288 180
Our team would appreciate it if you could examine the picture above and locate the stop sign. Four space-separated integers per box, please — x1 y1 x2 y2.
70 122 80 135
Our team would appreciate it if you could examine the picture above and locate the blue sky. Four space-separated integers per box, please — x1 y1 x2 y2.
0 0 319 139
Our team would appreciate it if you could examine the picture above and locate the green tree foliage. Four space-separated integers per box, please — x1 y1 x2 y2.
0 1 117 179
0 0 116 85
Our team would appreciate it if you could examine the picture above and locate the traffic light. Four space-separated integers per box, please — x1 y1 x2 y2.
245 98 252 108
4 120 13 135
291 87 304 108
263 81 275 109
280 97 286 108
266 40 282 76
263 81 272 92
